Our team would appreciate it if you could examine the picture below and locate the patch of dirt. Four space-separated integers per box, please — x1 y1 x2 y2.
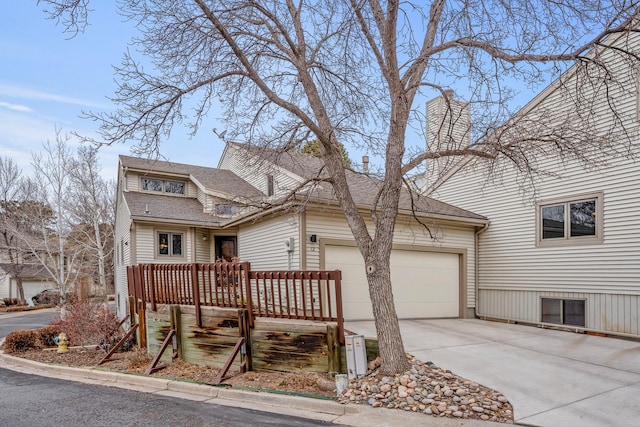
11 346 338 398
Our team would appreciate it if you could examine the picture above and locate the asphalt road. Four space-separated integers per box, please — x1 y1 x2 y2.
0 368 332 427
0 309 58 338
0 310 332 427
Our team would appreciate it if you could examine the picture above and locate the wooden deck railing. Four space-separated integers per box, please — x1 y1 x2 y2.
127 262 344 342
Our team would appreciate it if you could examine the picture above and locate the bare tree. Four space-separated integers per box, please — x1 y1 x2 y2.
30 132 81 305
67 146 116 296
0 157 30 303
41 0 640 374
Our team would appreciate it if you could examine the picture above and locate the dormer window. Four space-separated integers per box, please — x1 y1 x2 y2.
141 177 185 195
215 203 237 217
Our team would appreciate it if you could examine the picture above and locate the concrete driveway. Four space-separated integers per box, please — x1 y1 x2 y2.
345 319 640 427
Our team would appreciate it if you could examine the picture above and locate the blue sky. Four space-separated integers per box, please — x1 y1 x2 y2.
0 2 224 180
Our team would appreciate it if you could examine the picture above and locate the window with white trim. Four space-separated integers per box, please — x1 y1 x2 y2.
141 177 185 195
536 193 603 246
157 232 183 257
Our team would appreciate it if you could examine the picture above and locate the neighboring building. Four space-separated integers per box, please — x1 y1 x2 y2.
114 144 488 321
424 30 640 337
0 263 55 302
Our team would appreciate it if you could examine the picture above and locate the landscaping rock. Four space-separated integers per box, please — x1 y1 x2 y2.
337 354 514 423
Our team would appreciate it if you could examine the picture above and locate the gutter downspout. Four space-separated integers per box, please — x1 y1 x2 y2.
474 222 490 318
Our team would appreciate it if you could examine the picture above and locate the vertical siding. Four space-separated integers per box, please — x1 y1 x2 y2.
238 214 299 270
479 289 640 336
304 210 477 308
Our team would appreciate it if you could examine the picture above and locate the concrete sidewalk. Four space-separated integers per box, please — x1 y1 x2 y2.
0 347 506 427
345 319 640 427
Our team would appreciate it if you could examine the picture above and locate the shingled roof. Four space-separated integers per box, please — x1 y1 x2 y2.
120 155 263 199
124 192 230 227
0 263 50 280
227 143 486 221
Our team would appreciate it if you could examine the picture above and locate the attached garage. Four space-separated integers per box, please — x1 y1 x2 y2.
323 244 461 321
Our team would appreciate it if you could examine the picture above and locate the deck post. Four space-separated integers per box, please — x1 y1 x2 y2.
191 263 202 327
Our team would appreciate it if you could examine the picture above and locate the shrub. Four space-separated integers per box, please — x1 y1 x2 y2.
37 325 62 348
2 298 20 307
54 300 121 351
126 347 152 370
3 329 38 353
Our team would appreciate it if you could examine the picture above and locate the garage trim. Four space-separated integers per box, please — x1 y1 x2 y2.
319 238 468 319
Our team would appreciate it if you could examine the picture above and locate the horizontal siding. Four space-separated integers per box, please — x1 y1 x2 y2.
479 289 640 336
0 275 10 299
304 210 477 308
114 191 132 318
135 224 194 264
194 228 211 263
431 33 640 327
219 144 300 199
238 214 300 270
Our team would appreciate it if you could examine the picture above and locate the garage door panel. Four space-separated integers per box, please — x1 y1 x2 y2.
325 245 459 321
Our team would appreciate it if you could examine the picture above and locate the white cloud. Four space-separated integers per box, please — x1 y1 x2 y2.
0 82 112 110
0 101 34 113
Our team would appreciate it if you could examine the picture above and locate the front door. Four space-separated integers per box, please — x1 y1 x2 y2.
215 236 237 262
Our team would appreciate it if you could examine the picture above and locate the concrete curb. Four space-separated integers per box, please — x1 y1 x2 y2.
0 349 511 426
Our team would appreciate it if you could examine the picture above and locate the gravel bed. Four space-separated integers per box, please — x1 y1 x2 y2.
338 354 514 423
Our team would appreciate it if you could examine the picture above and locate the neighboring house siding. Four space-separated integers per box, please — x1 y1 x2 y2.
0 272 11 299
304 210 477 308
238 214 300 270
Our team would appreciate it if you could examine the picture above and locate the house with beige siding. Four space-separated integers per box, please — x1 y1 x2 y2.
0 263 54 303
114 145 488 321
424 30 640 338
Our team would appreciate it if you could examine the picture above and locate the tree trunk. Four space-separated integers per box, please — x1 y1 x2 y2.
94 216 107 291
16 277 25 305
367 246 411 375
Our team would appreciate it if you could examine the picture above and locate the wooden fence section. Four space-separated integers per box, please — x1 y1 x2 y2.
127 262 344 342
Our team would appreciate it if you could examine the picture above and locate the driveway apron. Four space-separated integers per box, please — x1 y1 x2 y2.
345 318 640 427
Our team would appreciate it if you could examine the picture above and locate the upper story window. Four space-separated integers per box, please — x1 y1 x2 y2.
215 203 238 217
141 177 185 195
536 192 603 247
157 231 183 257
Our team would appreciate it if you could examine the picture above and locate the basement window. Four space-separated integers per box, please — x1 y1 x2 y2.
541 298 585 327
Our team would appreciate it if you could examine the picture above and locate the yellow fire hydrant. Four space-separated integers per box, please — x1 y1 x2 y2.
54 332 69 353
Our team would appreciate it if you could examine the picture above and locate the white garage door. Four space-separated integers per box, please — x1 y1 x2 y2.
325 245 459 321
